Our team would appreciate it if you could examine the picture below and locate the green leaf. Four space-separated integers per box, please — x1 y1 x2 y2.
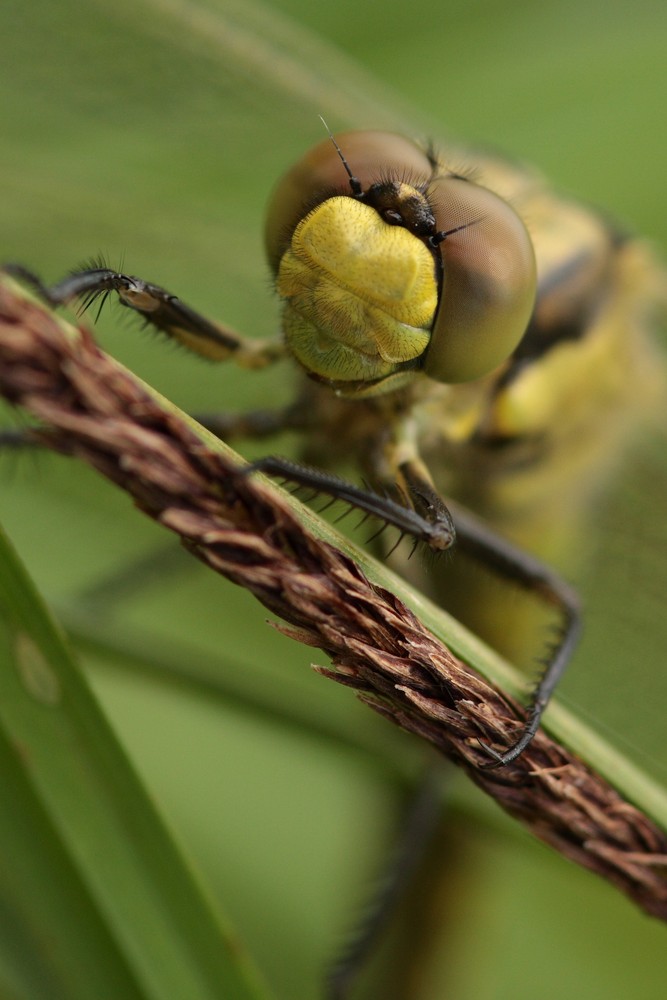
0 526 268 1000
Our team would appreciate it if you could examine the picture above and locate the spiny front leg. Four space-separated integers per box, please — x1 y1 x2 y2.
3 263 284 369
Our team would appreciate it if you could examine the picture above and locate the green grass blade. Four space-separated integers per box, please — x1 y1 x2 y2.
0 525 269 1000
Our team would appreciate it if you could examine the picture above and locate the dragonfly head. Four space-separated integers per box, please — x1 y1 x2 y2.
265 130 537 395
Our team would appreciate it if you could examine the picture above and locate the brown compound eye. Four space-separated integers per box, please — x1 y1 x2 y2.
264 130 434 272
423 175 537 383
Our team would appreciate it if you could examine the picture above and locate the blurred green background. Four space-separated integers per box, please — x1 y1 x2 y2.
1 0 667 997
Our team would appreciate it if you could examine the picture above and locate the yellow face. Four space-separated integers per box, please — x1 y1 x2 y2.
265 130 537 395
277 195 437 384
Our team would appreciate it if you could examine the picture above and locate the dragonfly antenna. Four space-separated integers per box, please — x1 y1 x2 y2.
430 215 486 248
318 115 363 198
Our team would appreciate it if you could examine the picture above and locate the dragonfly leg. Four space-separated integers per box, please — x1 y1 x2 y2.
377 430 582 765
395 454 457 549
325 760 445 1000
195 398 320 442
394 448 581 766
250 449 581 766
245 454 456 552
2 263 284 369
0 428 44 450
444 499 582 766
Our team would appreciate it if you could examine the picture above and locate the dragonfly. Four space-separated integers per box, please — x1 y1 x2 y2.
5 117 666 991
7 122 663 763
2 2 667 998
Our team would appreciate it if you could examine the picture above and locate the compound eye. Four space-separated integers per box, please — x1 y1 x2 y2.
423 176 537 383
264 131 433 271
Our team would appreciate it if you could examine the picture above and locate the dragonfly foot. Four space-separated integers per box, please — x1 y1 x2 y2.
476 733 536 769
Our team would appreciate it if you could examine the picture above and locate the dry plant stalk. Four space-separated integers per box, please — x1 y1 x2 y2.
1 273 667 920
